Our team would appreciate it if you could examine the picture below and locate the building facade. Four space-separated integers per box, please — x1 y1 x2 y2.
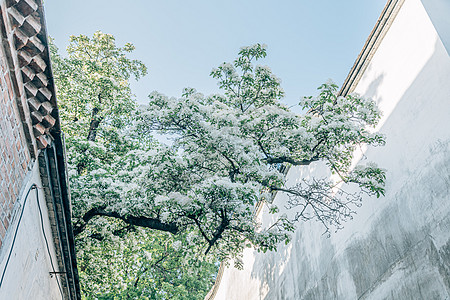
0 0 80 299
212 0 450 299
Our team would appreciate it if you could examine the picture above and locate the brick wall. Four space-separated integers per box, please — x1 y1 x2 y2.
0 1 80 298
0 43 31 248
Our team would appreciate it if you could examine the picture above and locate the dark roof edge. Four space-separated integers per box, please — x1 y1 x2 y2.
36 1 81 298
339 0 405 96
38 139 81 300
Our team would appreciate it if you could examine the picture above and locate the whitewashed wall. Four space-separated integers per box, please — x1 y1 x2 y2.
421 0 450 55
0 161 63 300
214 0 450 299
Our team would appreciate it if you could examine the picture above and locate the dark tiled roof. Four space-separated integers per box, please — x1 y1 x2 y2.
4 0 58 150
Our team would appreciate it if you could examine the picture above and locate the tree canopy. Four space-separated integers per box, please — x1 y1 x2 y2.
51 32 385 299
51 32 217 299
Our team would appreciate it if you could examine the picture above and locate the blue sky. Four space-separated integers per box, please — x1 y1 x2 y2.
44 0 386 108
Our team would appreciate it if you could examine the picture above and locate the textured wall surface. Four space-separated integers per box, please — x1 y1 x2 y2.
0 162 63 300
0 20 31 248
0 60 30 247
214 0 450 299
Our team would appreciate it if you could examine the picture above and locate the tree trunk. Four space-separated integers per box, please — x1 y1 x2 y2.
87 107 102 142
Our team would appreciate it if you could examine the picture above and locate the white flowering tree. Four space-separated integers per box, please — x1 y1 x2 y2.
52 34 385 299
51 33 218 299
100 45 385 255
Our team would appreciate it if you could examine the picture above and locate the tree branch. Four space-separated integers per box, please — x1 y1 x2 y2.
205 209 229 254
265 156 319 166
73 207 179 236
187 214 211 244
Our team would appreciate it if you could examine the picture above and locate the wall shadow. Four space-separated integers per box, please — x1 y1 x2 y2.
246 39 450 300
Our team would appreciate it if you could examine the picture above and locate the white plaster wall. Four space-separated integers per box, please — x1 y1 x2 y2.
421 0 450 55
214 0 450 299
0 160 63 300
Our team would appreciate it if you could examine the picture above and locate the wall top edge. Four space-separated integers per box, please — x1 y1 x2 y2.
339 0 406 97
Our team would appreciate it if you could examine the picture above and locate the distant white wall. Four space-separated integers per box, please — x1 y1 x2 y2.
0 161 63 300
214 0 450 299
421 0 450 55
